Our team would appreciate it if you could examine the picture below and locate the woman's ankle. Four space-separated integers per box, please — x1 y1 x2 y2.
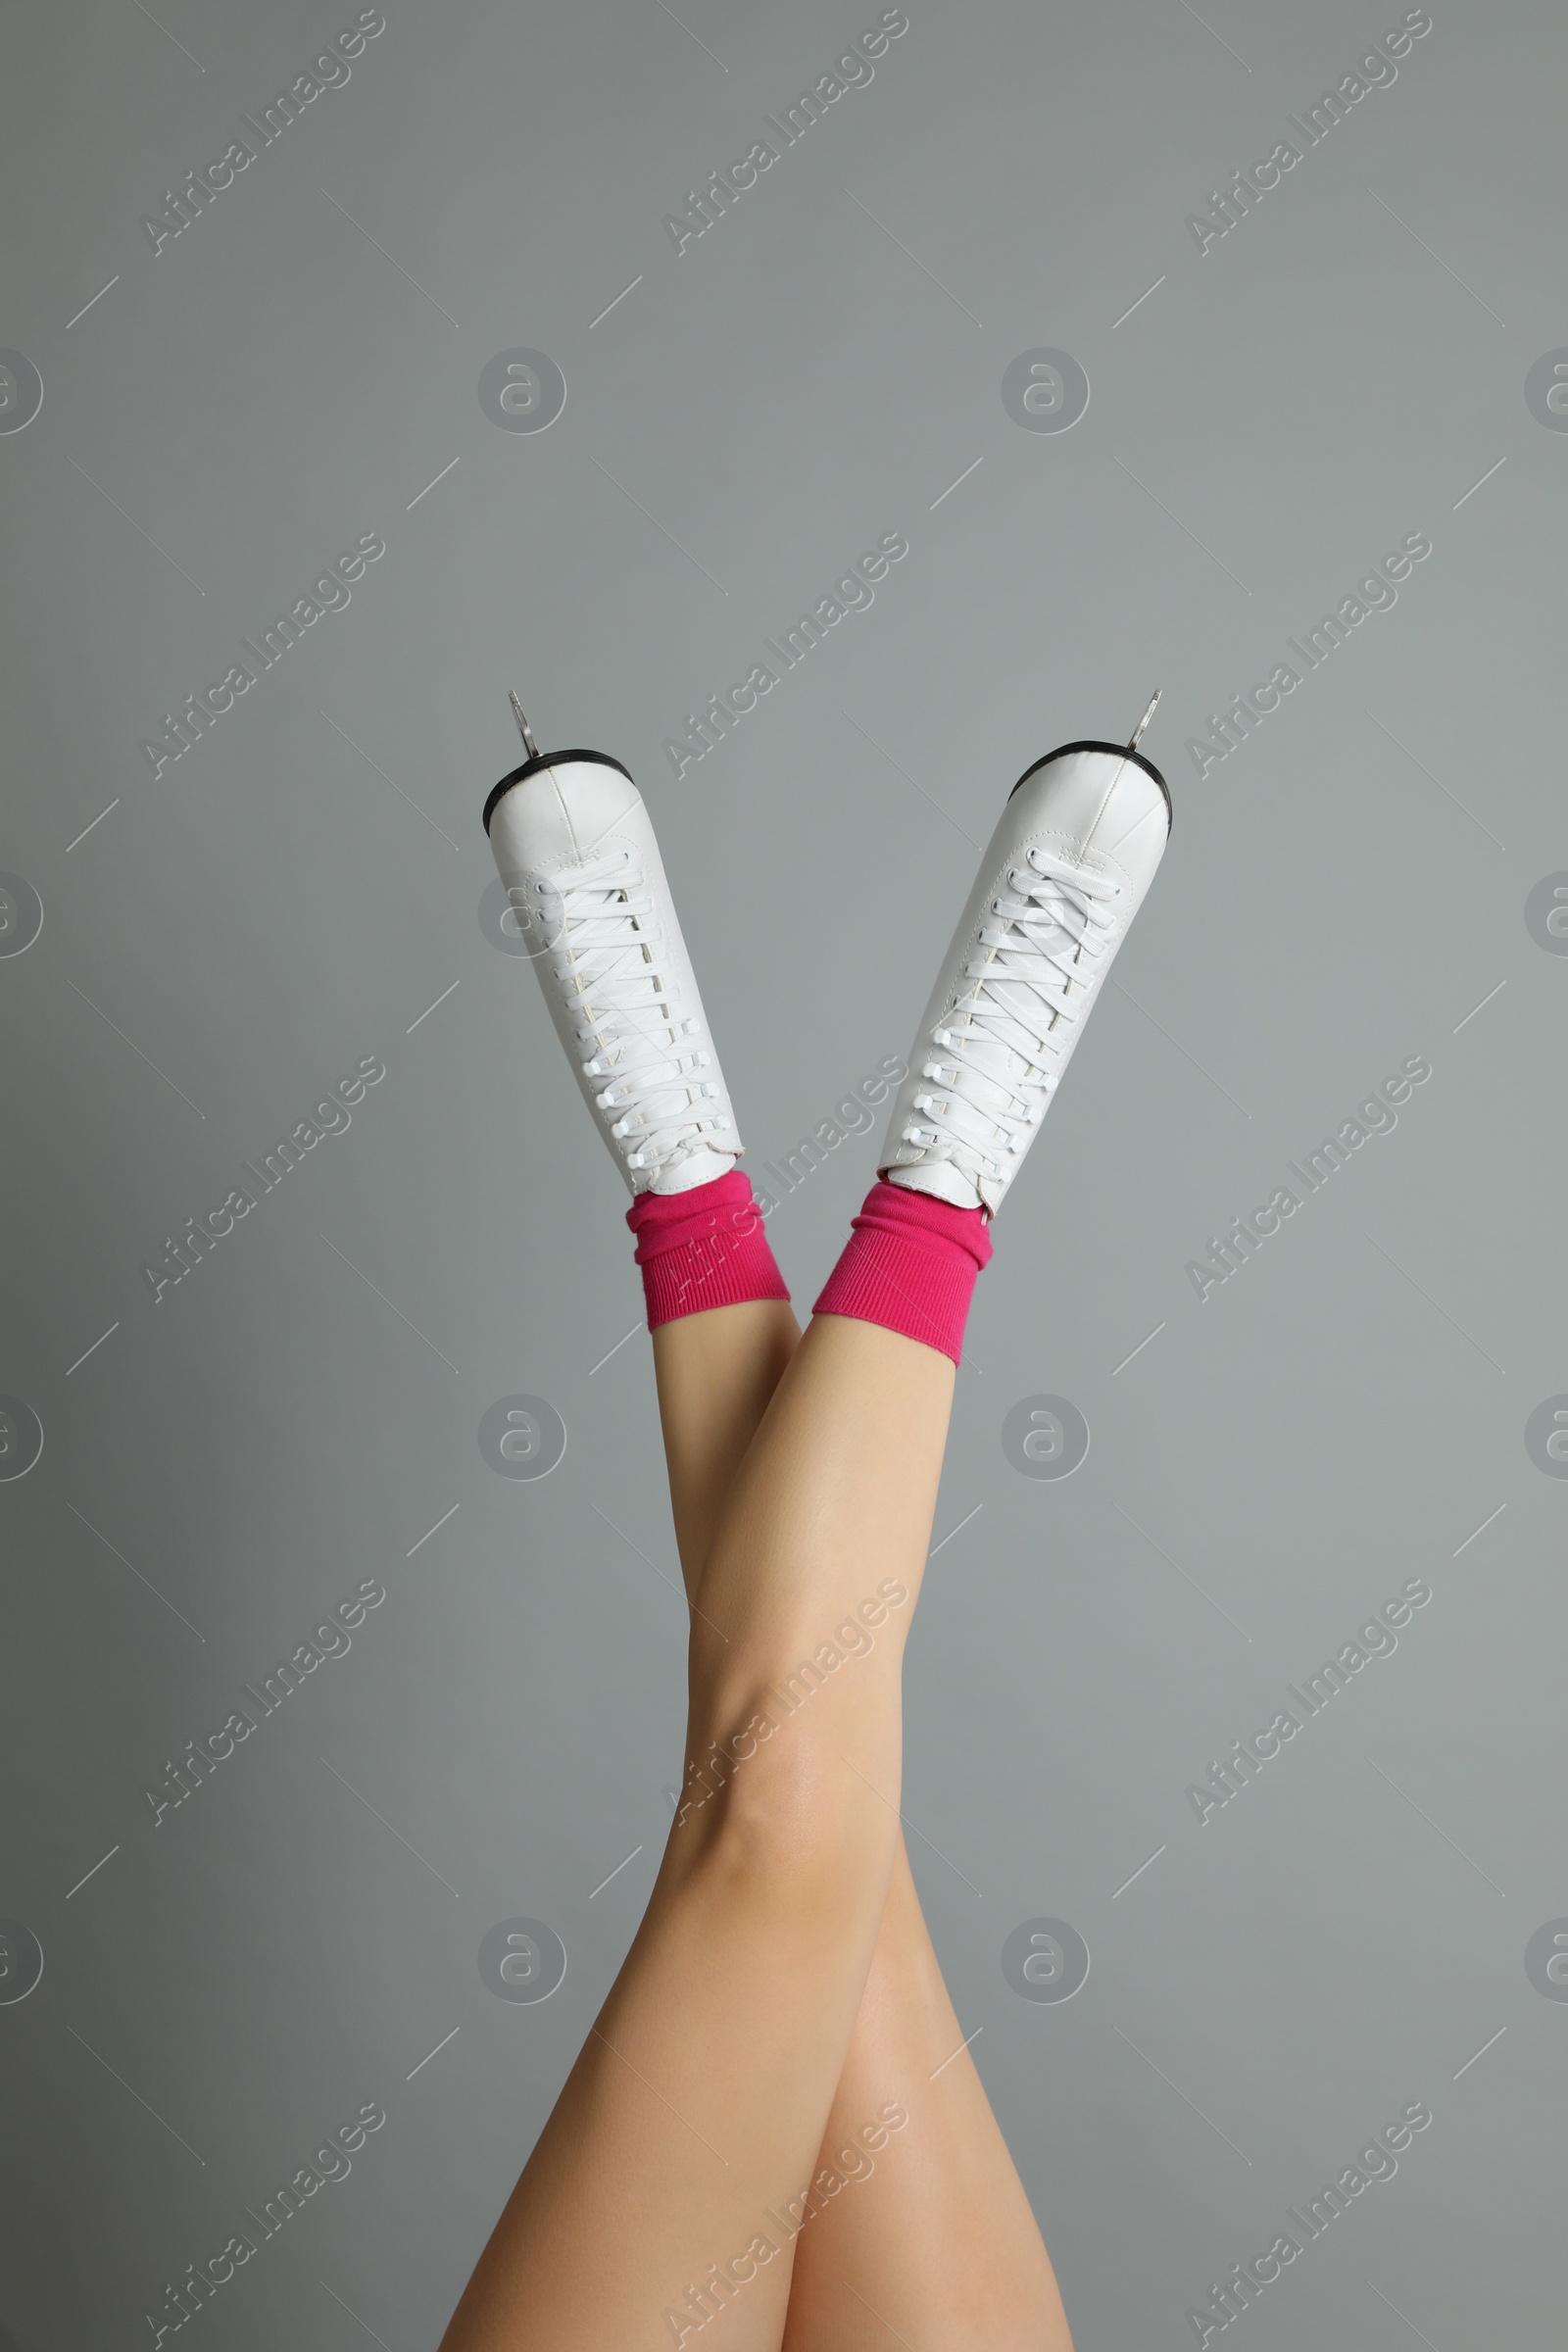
628 1169 790 1330
811 1178 992 1365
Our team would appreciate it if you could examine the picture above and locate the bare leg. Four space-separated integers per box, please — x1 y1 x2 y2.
650 1298 803 1601
781 1837 1072 2350
654 1302 1073 2351
459 703 1167 2346
439 1311 956 2351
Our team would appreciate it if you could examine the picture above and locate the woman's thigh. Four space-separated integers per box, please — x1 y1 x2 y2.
781 1840 1074 2352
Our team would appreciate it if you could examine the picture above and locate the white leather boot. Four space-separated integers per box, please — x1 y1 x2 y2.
879 738 1171 1215
484 726 741 1196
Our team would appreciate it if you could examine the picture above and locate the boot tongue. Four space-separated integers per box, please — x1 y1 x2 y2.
652 1146 737 1194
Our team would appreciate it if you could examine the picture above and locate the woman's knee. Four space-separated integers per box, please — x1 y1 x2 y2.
673 1695 863 1898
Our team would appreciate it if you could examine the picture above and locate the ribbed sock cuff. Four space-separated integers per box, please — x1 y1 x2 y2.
811 1178 992 1365
626 1169 790 1331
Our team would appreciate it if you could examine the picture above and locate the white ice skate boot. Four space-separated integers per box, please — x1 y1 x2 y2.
484 699 741 1195
880 716 1171 1216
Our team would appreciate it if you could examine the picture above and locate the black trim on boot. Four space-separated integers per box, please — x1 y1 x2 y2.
1008 740 1172 833
483 750 636 838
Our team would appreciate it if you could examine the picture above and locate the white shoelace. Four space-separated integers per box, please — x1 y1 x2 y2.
901 847 1124 1189
537 846 730 1176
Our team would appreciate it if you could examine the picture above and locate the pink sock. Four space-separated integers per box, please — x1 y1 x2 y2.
812 1179 993 1365
626 1169 791 1331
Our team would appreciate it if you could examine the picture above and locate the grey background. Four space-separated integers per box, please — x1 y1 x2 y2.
1 0 1563 2344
